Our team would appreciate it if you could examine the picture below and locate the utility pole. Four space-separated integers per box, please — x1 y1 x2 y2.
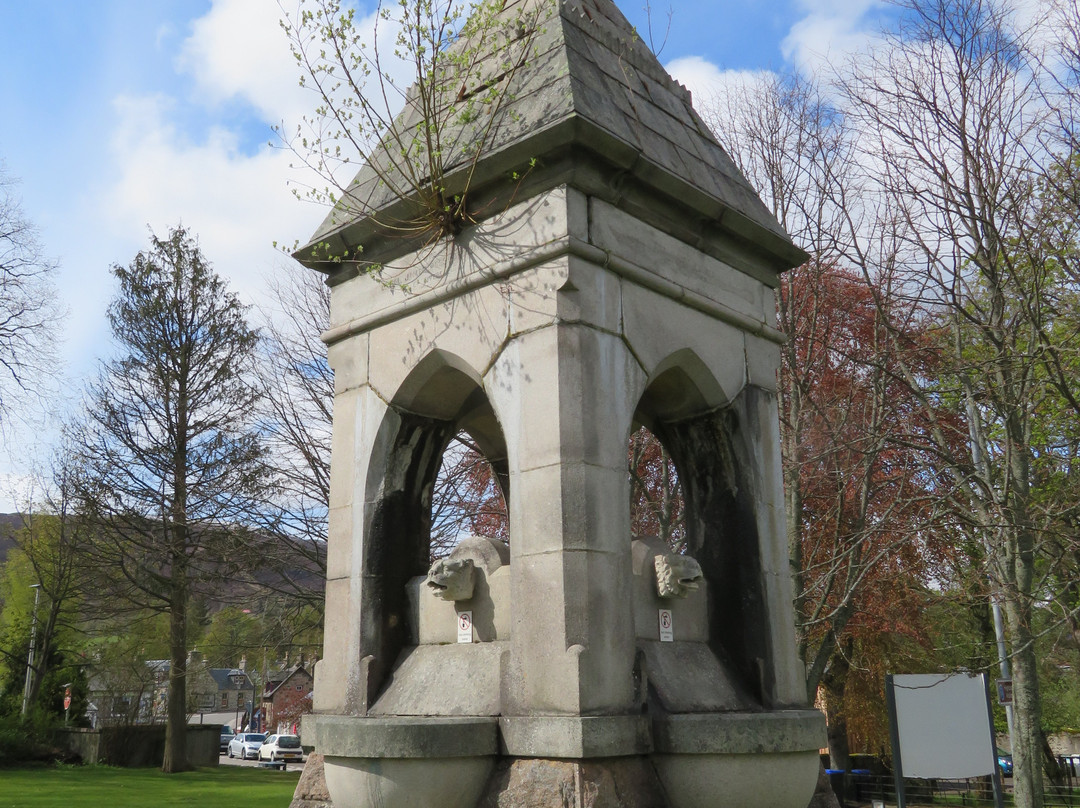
251 672 259 733
21 584 43 717
230 668 243 731
991 598 1016 748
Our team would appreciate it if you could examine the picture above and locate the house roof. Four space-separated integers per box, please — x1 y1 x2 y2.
263 663 311 698
296 0 802 270
207 668 255 691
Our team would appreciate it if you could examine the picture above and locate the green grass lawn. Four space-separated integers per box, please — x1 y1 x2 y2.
0 764 300 808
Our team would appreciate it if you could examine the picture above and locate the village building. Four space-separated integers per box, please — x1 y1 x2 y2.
260 662 313 735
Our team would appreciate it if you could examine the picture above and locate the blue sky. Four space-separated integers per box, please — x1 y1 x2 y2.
0 0 884 508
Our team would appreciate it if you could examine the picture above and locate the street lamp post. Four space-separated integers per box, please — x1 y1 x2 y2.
250 675 259 733
20 584 42 717
228 668 243 731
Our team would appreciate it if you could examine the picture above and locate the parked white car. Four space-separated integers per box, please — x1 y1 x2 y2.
227 732 266 760
258 733 304 764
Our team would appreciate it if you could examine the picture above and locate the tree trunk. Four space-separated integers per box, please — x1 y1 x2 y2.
822 652 853 773
999 436 1044 808
1004 586 1044 808
163 383 192 773
162 559 191 773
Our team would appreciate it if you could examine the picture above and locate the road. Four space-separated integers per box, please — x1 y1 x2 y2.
218 752 303 772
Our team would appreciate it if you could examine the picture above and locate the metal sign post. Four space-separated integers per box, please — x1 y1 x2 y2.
983 675 1006 808
885 674 907 808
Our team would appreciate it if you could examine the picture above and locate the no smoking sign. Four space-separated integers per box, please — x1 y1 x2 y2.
658 609 674 642
457 610 473 643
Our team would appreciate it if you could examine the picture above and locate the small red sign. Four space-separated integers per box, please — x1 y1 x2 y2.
64 688 72 710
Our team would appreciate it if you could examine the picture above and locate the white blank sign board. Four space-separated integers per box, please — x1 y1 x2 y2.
891 674 995 779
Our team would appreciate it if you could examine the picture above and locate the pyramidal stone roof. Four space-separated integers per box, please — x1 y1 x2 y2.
298 0 801 268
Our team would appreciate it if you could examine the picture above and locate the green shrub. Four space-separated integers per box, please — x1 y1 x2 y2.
0 710 75 765
0 723 49 764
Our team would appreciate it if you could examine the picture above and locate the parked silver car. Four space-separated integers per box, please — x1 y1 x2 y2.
227 732 266 760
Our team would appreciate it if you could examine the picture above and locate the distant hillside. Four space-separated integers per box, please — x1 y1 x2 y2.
0 513 23 564
0 514 325 603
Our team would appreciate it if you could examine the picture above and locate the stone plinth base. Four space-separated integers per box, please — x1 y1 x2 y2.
652 751 820 808
479 757 669 808
313 715 499 808
325 755 495 808
290 753 334 808
304 711 826 808
806 763 842 808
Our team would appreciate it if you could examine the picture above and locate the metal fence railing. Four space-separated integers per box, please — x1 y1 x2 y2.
827 764 1080 807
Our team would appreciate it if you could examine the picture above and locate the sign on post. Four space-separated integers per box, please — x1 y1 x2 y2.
885 673 1004 808
996 679 1013 705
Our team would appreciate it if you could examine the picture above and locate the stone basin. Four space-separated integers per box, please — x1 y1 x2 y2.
311 715 498 808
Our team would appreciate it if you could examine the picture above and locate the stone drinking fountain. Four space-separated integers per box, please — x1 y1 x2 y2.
294 0 826 804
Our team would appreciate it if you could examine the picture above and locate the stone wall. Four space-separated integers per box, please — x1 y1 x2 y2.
54 724 221 767
1050 733 1080 757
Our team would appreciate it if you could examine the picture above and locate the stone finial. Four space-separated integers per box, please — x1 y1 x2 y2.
654 554 704 599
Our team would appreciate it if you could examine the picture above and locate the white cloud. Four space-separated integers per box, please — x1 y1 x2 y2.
661 2 887 102
667 2 886 94
2 0 396 497
666 56 775 113
0 481 21 513
177 0 312 126
781 0 885 75
155 22 177 51
176 0 407 132
0 471 36 513
103 93 325 311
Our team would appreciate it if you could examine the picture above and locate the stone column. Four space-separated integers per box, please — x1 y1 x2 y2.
316 334 381 716
490 290 649 750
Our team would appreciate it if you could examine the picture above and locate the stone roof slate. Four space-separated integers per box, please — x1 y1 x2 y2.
265 664 311 697
300 0 793 263
208 667 255 690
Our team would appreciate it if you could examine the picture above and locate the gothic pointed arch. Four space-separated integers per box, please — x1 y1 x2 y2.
633 350 774 705
356 350 508 703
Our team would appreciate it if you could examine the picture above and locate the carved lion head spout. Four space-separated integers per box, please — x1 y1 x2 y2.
654 554 704 599
425 557 476 602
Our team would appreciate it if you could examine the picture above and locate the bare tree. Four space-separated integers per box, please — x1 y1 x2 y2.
700 71 854 261
429 431 508 557
252 268 332 612
0 166 61 431
13 450 92 714
836 0 1080 803
72 226 267 773
628 426 686 552
255 264 512 567
262 269 333 528
705 73 943 776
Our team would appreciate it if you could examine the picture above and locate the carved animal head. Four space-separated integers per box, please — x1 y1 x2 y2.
425 557 476 601
654 554 704 599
